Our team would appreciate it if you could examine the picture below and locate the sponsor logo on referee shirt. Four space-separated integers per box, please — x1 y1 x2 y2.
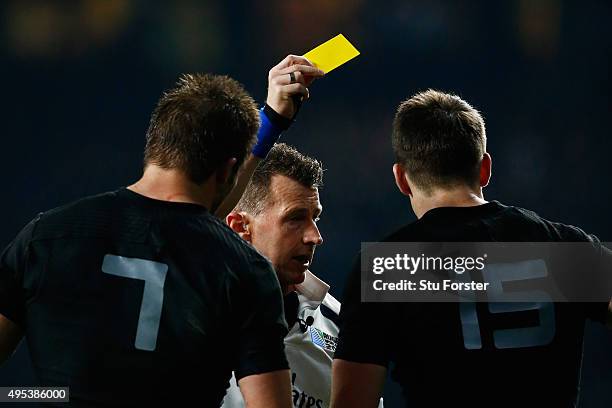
309 327 338 352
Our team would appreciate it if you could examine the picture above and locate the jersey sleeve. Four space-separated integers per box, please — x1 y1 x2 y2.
583 243 612 323
231 257 289 380
334 256 392 367
572 231 611 323
0 216 39 327
550 224 612 323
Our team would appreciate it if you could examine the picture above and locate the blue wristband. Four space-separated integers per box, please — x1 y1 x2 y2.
252 107 283 158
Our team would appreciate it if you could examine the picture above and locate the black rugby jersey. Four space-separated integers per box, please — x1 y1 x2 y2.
0 188 288 406
336 201 610 408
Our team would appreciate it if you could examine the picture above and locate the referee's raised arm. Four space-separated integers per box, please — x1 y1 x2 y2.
214 55 324 219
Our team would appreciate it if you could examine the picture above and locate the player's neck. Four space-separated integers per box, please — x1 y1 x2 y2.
412 186 487 219
128 165 215 209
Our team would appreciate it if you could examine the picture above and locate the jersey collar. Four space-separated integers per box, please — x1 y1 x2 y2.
295 270 330 307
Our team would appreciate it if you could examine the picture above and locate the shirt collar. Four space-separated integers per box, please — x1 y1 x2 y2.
295 270 330 306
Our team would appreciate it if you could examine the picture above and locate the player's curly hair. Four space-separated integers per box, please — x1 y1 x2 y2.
392 89 486 193
235 143 323 215
144 73 260 183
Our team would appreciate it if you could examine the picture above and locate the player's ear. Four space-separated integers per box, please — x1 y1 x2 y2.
479 153 492 188
216 157 238 185
393 163 412 197
226 211 252 242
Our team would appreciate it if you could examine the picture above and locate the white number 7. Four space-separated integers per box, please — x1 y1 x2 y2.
102 255 168 351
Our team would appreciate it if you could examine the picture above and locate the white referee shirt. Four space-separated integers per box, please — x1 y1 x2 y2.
223 271 382 408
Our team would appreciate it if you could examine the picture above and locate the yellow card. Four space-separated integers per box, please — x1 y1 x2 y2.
303 34 360 74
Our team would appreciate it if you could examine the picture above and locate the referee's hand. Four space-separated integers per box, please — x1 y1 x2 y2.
266 55 325 119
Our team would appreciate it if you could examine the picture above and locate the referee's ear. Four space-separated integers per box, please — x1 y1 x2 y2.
226 211 252 242
393 163 412 197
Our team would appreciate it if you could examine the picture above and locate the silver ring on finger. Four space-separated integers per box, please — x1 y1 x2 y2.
288 71 297 84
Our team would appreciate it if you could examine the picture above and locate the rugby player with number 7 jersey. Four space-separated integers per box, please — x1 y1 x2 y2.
0 55 323 407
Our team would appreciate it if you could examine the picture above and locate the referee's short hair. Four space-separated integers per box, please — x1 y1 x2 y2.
144 74 260 184
392 89 486 193
236 143 323 215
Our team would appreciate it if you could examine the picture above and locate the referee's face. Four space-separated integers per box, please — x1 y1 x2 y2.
249 174 323 294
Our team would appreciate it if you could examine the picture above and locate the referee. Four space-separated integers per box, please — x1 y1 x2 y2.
0 56 322 406
222 143 370 408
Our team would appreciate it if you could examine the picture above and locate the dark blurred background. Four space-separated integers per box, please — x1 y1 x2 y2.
0 0 610 406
